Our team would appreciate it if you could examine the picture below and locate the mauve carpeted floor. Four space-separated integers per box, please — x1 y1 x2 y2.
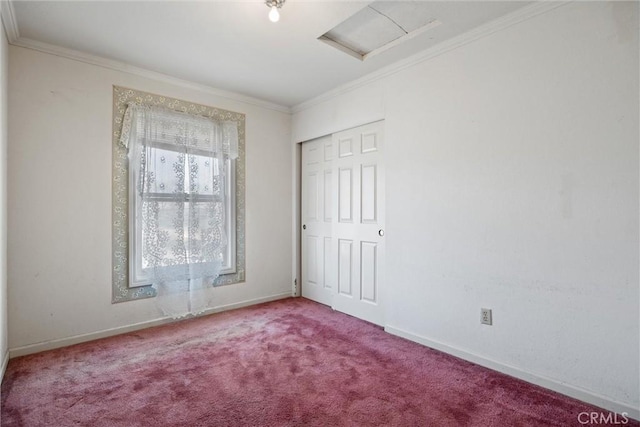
1 298 635 426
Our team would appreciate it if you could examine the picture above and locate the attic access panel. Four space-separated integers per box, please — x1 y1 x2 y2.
319 1 442 61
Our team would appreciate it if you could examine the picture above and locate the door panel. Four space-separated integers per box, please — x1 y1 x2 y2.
361 164 377 223
306 172 318 221
323 237 332 289
361 131 378 153
360 241 377 303
339 168 353 223
339 137 354 157
338 239 353 296
323 171 333 222
306 235 318 285
331 121 385 325
301 136 333 306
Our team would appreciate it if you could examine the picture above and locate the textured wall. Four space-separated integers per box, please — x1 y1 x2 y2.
293 1 639 415
8 46 292 352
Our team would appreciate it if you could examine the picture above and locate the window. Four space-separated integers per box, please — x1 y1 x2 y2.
128 140 237 288
112 87 246 304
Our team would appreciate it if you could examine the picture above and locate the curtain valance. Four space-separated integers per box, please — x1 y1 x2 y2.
119 103 239 159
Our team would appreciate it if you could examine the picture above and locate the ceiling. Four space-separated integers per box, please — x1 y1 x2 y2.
9 1 532 108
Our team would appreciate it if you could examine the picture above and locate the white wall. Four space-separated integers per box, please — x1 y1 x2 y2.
0 16 8 376
8 46 292 352
293 1 639 416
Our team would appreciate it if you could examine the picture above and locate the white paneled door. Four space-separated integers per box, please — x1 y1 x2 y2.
302 122 385 326
301 135 334 306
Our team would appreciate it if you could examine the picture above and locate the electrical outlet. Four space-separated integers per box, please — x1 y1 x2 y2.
481 308 492 325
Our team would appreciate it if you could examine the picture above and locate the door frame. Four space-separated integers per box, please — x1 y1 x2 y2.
292 142 302 297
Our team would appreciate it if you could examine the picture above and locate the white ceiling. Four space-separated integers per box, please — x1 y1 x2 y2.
9 1 532 108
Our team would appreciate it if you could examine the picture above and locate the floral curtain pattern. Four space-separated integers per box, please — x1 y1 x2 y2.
120 104 239 318
111 86 246 306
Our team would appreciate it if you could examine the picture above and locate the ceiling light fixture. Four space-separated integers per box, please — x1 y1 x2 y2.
266 0 285 23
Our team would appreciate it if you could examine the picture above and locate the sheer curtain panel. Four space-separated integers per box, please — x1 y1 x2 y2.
120 104 239 318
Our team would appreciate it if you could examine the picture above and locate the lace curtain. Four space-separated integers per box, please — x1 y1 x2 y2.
120 104 238 318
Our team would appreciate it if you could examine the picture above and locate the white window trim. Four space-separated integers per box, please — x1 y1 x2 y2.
128 150 237 289
222 159 237 275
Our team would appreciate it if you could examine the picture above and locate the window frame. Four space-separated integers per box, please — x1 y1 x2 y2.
128 143 237 289
112 86 245 303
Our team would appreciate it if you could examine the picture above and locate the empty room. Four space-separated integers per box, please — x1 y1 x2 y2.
0 0 638 426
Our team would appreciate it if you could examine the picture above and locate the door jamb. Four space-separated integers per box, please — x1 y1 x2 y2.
292 142 302 297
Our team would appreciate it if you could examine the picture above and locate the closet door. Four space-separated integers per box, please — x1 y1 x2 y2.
330 121 385 326
301 135 334 306
301 122 385 325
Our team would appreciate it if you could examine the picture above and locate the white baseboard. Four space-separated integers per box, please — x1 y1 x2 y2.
9 292 293 359
203 292 293 315
1 349 8 381
385 325 639 421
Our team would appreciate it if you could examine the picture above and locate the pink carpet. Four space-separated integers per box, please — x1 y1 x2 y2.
1 298 635 426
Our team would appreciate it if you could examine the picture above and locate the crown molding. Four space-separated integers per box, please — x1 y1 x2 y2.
1 0 570 115
5 3 290 114
0 0 19 43
292 1 571 114
2 0 289 112
10 36 291 113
